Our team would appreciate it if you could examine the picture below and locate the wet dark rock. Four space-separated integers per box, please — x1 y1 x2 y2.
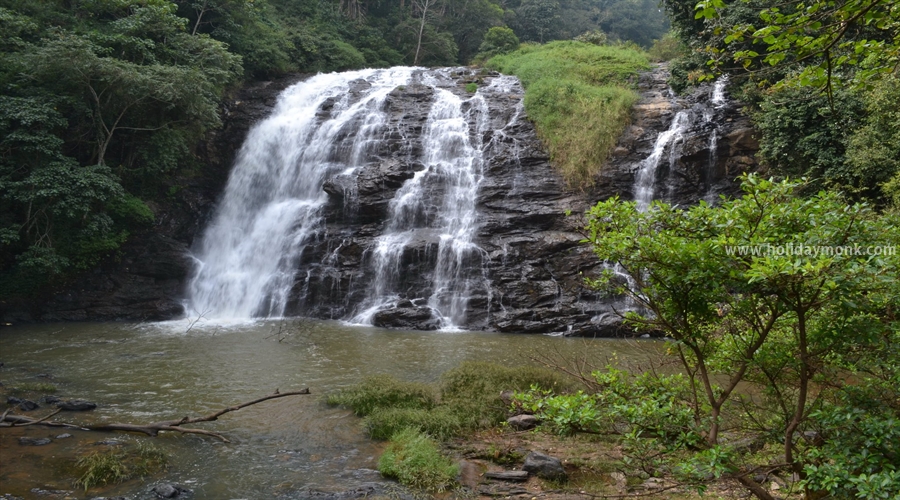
506 414 539 431
18 437 52 446
6 396 22 405
18 400 39 411
56 399 97 411
39 395 60 404
522 451 567 480
372 305 442 331
152 483 192 498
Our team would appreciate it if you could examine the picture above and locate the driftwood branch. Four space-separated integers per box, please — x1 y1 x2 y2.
1 389 311 443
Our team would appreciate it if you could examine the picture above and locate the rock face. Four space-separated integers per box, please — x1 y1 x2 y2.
597 64 758 206
5 65 758 333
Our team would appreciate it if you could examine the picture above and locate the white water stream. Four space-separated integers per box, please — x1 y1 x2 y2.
187 69 415 321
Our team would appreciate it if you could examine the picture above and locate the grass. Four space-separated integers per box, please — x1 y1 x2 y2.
328 362 576 492
15 382 58 393
327 362 574 440
325 374 436 416
74 441 168 491
378 428 459 492
485 41 650 189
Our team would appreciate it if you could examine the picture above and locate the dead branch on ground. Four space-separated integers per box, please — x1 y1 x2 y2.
0 389 310 442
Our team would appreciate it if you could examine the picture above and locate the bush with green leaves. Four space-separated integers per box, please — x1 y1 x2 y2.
538 174 900 500
378 428 458 492
474 26 520 61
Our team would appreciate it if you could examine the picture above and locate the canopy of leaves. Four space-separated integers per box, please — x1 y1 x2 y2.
572 175 900 499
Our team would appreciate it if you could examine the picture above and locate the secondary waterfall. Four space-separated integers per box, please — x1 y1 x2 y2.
187 68 415 320
633 111 691 210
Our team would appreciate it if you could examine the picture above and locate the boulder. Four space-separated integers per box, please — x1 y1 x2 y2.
522 451 567 480
152 484 192 498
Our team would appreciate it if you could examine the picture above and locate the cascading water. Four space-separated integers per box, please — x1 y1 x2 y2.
352 74 492 328
633 111 691 210
187 68 414 320
704 76 728 202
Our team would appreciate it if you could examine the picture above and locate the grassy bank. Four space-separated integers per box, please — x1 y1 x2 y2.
485 41 650 189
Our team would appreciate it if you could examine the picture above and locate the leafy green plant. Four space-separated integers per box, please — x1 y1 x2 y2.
465 82 478 93
378 428 458 492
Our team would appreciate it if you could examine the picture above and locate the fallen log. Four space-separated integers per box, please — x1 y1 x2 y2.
0 388 310 442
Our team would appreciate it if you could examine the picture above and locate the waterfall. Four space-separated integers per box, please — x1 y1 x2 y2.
186 68 414 320
704 76 728 203
352 76 492 329
633 111 691 210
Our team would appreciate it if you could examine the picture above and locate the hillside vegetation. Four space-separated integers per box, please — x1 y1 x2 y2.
0 0 667 302
486 41 649 188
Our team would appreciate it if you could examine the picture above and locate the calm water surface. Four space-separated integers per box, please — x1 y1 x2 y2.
0 320 662 499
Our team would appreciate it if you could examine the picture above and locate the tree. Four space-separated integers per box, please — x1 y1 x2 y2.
513 0 560 42
521 175 899 499
694 0 900 94
475 26 519 60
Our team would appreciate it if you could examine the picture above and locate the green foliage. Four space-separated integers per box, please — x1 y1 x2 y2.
474 26 519 62
574 30 608 46
365 406 463 441
648 32 687 62
325 375 437 417
695 0 899 92
377 428 458 492
486 41 648 188
0 0 242 299
465 82 478 93
75 441 168 490
754 86 867 198
328 362 572 440
578 174 900 498
440 361 572 428
14 382 58 393
846 75 900 204
802 385 900 500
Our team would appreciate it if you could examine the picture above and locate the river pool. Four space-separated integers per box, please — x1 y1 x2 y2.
0 320 661 499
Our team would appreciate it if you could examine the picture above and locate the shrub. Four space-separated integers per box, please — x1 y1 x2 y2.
378 428 458 492
325 374 436 416
475 26 520 62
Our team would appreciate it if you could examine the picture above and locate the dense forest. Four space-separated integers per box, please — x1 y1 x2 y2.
0 0 669 301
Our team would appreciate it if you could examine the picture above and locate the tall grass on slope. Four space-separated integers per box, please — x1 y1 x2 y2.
486 41 650 189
